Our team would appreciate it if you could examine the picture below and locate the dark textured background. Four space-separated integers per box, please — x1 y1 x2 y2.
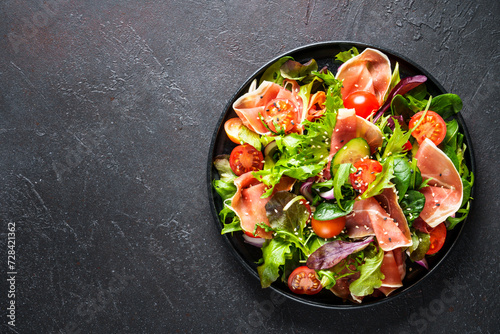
1 1 499 333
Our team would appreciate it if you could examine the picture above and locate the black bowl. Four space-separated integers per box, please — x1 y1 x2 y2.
207 41 475 308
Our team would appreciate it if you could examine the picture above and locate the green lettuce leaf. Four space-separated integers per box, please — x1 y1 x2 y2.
348 247 385 297
259 56 294 85
257 237 294 288
335 47 359 63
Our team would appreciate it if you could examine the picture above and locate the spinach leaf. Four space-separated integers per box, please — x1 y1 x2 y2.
399 190 426 225
314 200 355 221
429 94 463 120
392 157 412 199
349 247 385 297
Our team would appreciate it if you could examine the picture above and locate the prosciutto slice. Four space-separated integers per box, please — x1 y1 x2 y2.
415 138 463 227
345 197 412 251
232 80 303 135
378 250 404 296
230 173 295 238
336 48 392 105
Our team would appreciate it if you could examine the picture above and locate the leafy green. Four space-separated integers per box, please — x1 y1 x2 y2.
257 237 294 288
314 200 354 221
348 247 385 297
360 157 395 200
220 216 242 234
429 94 463 120
408 231 430 261
212 155 237 201
265 192 309 237
333 163 353 210
392 157 412 199
238 125 261 151
259 56 294 85
399 190 426 225
280 59 318 81
335 47 359 63
382 121 412 159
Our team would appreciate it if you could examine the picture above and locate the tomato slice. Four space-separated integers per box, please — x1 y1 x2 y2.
264 99 297 134
409 110 447 146
402 140 413 151
229 144 264 176
224 118 243 144
287 266 322 295
343 91 380 119
349 159 383 194
311 216 346 239
426 222 447 255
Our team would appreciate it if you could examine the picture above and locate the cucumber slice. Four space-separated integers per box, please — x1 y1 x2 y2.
331 138 370 175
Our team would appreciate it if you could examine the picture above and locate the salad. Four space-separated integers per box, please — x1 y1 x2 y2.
212 47 473 303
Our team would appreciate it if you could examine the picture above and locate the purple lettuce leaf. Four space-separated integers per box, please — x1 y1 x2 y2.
373 75 427 123
306 237 374 270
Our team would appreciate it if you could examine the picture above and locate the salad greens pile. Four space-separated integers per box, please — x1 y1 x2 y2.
212 47 473 302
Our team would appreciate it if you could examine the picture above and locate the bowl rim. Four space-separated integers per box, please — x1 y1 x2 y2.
206 40 475 309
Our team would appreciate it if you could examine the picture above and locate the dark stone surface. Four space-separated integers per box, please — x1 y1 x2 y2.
0 0 498 333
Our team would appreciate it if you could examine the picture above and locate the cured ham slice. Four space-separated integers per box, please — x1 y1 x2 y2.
415 138 463 227
345 197 412 251
376 187 412 244
378 250 403 296
328 109 383 161
232 80 303 135
230 173 295 238
336 48 392 105
306 91 326 121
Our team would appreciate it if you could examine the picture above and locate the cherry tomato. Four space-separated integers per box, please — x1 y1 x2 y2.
224 118 243 144
244 230 261 238
349 159 383 194
229 144 264 176
265 99 296 133
299 199 312 219
409 110 447 146
343 91 380 119
402 140 413 151
287 266 322 295
426 222 447 255
311 216 346 239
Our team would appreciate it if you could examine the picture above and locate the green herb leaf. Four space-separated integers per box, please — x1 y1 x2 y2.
348 247 385 297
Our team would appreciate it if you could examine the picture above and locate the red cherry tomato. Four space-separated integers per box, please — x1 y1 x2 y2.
409 110 447 146
343 91 380 119
264 99 297 133
349 159 383 194
311 216 346 239
403 140 413 151
224 118 243 144
426 222 447 255
287 266 322 295
229 144 264 176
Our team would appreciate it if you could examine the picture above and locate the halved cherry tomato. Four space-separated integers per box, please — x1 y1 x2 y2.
264 99 296 133
426 222 447 255
409 110 447 146
311 216 346 239
224 118 243 144
287 266 322 295
343 91 380 119
349 159 383 194
229 144 264 176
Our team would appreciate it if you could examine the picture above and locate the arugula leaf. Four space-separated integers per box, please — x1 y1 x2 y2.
382 121 412 159
335 47 359 63
348 247 385 297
